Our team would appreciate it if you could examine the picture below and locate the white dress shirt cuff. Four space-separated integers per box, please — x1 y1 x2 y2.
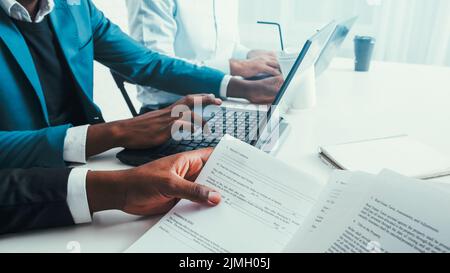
67 168 92 224
220 75 244 99
63 125 89 164
219 75 233 99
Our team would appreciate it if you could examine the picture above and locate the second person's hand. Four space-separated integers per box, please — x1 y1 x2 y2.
247 49 278 60
230 55 281 78
227 76 285 105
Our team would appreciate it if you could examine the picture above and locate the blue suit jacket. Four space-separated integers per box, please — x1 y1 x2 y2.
0 0 225 168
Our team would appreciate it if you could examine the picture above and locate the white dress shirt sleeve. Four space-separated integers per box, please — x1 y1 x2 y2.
64 125 91 224
126 0 178 56
204 58 232 75
63 125 89 164
67 168 92 224
233 41 251 61
219 75 232 98
126 0 233 74
220 75 245 99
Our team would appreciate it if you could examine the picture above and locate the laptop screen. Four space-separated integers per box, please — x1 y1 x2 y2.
267 21 336 120
257 22 336 150
315 17 358 77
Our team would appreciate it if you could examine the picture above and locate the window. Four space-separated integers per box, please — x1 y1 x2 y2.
239 0 450 66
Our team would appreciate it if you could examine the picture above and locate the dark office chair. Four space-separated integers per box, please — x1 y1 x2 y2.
110 70 139 118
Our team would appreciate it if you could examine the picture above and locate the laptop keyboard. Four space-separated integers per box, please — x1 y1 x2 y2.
117 108 266 166
209 108 260 142
161 108 261 155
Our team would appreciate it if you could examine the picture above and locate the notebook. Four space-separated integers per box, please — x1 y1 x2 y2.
319 135 450 179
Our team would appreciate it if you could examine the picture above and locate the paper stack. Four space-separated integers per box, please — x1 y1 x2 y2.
284 170 450 253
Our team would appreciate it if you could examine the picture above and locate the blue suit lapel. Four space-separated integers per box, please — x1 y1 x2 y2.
50 1 92 100
0 9 50 124
50 1 79 63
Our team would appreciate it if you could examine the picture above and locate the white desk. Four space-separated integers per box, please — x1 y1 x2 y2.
1 58 450 253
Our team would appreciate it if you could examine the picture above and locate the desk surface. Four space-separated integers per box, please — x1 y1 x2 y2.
1 58 450 253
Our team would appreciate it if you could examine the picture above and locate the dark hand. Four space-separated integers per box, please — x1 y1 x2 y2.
87 148 221 216
86 95 222 157
113 95 221 149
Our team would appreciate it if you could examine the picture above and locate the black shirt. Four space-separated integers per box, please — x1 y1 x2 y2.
12 17 85 126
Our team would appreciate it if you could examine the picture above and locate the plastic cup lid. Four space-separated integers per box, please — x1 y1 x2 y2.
354 36 376 43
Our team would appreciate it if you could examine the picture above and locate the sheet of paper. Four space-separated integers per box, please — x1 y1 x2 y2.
284 171 377 252
379 170 450 193
287 171 352 235
126 135 323 253
295 170 450 253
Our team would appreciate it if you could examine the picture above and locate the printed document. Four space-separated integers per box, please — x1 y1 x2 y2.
285 170 450 253
126 136 323 253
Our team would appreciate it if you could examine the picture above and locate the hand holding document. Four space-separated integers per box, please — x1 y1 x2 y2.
127 135 323 253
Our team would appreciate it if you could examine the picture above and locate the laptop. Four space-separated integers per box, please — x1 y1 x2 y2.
116 22 337 166
315 17 358 77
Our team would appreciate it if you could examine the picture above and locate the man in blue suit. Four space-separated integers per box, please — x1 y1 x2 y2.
0 0 282 170
0 0 282 233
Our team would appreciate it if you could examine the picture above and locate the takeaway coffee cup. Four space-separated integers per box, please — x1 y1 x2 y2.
354 36 376 72
278 49 299 78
